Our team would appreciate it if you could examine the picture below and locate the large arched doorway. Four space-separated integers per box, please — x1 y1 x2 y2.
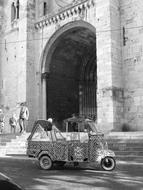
42 22 97 122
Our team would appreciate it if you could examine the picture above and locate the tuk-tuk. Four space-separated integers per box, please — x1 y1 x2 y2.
27 117 116 171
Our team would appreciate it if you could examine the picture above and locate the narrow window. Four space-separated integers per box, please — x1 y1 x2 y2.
43 2 47 16
16 0 20 19
11 2 16 21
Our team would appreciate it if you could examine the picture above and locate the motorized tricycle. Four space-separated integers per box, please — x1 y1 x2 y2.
27 117 116 171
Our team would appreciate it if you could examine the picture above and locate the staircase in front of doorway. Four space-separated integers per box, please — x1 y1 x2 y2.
106 132 143 162
0 133 30 157
1 132 143 161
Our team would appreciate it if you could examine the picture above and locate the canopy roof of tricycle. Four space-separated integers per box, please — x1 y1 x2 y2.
63 116 101 133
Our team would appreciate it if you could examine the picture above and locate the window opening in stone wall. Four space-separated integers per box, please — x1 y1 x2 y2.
43 2 47 16
123 27 128 46
16 0 20 19
11 2 16 21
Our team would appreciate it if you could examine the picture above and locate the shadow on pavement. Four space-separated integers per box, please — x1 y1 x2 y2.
0 157 143 190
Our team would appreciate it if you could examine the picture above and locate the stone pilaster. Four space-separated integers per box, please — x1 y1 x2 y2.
121 0 143 130
96 0 123 131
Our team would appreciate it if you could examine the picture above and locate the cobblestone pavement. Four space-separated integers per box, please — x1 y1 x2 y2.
0 156 143 190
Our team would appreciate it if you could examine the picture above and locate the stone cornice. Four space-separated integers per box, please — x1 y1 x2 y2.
35 0 95 29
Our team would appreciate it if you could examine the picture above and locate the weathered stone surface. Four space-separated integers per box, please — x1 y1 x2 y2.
0 0 143 132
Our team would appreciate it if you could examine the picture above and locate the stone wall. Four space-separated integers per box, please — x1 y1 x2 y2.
26 0 37 131
0 0 28 133
1 0 143 133
121 0 143 130
110 0 123 130
35 0 98 122
35 0 123 132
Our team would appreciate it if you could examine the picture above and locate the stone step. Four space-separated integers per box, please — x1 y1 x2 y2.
109 147 143 152
0 133 19 138
114 150 143 156
5 151 26 156
0 146 7 150
0 138 16 145
0 142 7 146
15 137 29 141
16 133 30 138
11 138 28 142
0 147 6 151
0 148 6 155
9 141 28 145
107 138 143 141
6 149 26 153
107 139 143 142
106 132 143 138
108 143 143 148
6 142 27 146
108 142 143 147
6 147 27 151
0 133 30 157
0 134 20 141
5 154 27 157
6 148 26 152
107 139 143 151
116 155 143 162
109 143 143 146
0 139 12 143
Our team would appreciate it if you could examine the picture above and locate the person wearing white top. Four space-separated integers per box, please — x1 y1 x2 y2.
19 102 29 133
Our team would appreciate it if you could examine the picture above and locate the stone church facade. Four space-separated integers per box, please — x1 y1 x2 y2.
0 0 143 133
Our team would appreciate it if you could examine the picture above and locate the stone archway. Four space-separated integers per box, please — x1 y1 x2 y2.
41 21 97 122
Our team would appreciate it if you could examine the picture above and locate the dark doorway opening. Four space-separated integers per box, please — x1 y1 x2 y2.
46 27 97 122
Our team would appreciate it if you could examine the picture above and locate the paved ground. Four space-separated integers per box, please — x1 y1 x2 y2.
0 156 143 190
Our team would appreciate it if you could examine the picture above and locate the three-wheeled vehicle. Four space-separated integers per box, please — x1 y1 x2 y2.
27 117 116 171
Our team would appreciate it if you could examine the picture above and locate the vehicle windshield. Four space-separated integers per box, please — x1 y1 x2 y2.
31 123 51 141
30 122 65 142
28 118 102 142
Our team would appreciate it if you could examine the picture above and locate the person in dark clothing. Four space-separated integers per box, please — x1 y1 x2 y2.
44 118 54 131
0 109 5 134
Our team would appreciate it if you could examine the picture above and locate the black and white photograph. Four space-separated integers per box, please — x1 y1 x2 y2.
0 0 143 189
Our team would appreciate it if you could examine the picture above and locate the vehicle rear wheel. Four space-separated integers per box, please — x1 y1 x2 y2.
39 155 52 170
101 156 116 171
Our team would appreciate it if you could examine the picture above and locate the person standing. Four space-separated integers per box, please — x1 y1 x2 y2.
9 113 17 133
0 109 5 134
19 102 29 133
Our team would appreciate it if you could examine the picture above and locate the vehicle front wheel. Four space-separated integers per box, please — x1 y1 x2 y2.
101 156 116 171
39 155 52 170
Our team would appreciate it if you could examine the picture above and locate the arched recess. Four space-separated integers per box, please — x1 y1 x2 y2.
40 20 97 122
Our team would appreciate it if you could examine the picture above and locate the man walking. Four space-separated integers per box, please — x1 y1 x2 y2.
0 109 5 134
19 102 29 133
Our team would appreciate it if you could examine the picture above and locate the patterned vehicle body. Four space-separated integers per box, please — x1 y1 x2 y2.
27 118 116 170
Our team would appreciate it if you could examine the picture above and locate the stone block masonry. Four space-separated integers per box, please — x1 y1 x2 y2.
1 0 143 132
